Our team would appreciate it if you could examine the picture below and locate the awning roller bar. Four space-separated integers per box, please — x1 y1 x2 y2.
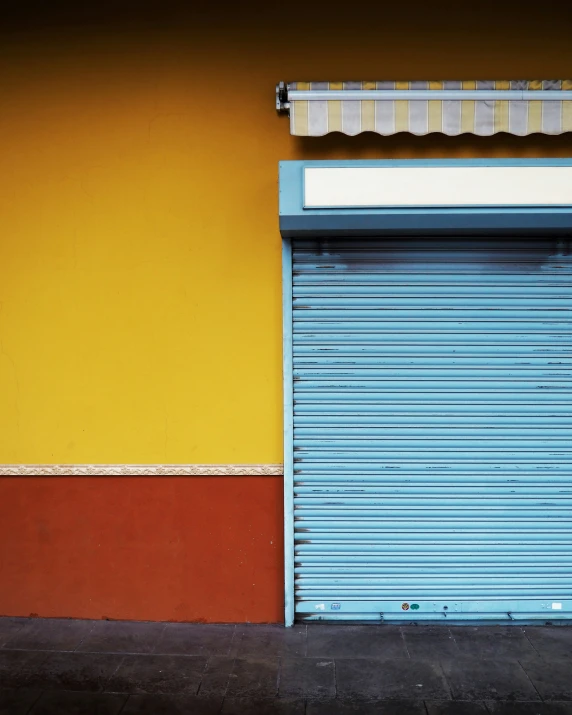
288 90 572 102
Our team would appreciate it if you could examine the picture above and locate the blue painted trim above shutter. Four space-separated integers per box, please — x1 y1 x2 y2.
279 160 572 237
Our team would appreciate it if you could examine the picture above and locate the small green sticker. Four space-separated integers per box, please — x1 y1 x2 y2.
410 604 420 610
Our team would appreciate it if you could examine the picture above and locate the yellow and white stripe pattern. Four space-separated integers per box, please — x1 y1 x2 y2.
290 81 572 136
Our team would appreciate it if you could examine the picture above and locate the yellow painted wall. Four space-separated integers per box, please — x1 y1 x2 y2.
1 3 572 464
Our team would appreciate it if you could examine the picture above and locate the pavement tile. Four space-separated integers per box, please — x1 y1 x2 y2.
77 621 165 654
279 657 335 699
198 657 234 697
121 693 223 714
307 625 407 659
27 651 125 692
524 628 572 660
29 691 127 714
307 700 426 714
0 650 51 688
154 624 235 656
441 659 540 701
105 654 206 695
336 657 450 700
225 658 280 698
4 618 95 651
449 627 537 660
519 658 572 701
0 618 27 647
235 625 306 657
425 701 489 714
0 688 43 715
487 701 572 714
402 627 460 659
221 698 305 715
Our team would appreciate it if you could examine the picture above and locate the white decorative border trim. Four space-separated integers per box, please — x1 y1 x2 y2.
0 464 284 476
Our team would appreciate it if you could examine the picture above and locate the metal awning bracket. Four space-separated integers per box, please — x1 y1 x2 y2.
276 81 290 114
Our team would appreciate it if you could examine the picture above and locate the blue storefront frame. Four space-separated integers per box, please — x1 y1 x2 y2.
280 159 572 627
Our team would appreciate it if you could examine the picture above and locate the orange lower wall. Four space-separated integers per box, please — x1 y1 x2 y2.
0 477 284 623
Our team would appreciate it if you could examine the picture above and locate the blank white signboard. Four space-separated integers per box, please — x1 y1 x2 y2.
304 167 572 208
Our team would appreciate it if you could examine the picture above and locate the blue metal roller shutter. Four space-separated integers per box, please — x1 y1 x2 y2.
292 237 572 623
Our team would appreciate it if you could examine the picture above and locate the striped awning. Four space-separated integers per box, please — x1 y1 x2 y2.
282 81 572 136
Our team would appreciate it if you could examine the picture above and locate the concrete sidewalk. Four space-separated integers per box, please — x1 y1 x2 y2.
1 618 572 714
